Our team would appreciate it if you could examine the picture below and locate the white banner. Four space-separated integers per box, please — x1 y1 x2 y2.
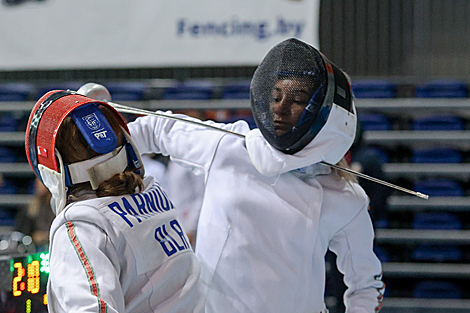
0 0 320 70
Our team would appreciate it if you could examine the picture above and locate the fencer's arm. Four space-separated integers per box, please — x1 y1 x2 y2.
127 111 248 169
328 205 385 313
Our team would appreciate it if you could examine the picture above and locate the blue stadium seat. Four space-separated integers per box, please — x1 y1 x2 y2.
411 212 463 262
0 83 34 101
373 246 390 263
162 80 214 100
0 147 17 163
412 115 464 131
412 148 462 163
36 82 84 99
411 213 463 262
0 178 17 195
368 147 389 164
412 212 462 230
351 80 396 98
222 80 251 99
415 80 468 98
412 244 463 262
413 280 462 299
0 114 20 132
0 210 15 227
414 179 463 197
104 82 147 101
358 113 391 131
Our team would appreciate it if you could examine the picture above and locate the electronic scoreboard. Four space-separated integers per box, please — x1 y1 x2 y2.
0 252 49 313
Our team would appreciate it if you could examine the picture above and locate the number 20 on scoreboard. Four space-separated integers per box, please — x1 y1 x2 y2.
11 252 50 312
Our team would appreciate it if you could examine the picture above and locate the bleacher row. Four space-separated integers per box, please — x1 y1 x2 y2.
0 77 468 100
0 79 253 102
0 78 470 310
352 79 470 311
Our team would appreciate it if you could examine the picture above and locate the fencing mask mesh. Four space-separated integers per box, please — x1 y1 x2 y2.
250 38 353 154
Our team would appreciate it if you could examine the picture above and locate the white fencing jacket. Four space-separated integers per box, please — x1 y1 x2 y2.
128 112 384 313
47 176 204 313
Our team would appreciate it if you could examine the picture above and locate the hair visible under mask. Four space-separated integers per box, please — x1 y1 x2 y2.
56 105 144 202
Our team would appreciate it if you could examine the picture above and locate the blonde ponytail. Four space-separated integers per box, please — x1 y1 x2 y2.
333 157 357 183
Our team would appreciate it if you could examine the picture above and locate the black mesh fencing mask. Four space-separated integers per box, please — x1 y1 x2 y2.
250 38 354 154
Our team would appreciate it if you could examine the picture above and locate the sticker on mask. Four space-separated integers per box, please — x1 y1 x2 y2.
82 113 101 131
70 103 118 154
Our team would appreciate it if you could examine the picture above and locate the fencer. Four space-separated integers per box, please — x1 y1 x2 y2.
127 38 384 313
25 91 204 312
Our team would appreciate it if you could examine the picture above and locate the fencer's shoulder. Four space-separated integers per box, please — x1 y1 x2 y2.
226 119 252 134
48 198 113 242
59 197 115 225
348 180 369 203
319 174 369 207
319 178 371 230
216 120 251 146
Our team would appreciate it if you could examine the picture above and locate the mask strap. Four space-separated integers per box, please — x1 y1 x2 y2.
66 146 128 190
122 128 145 178
38 149 68 215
